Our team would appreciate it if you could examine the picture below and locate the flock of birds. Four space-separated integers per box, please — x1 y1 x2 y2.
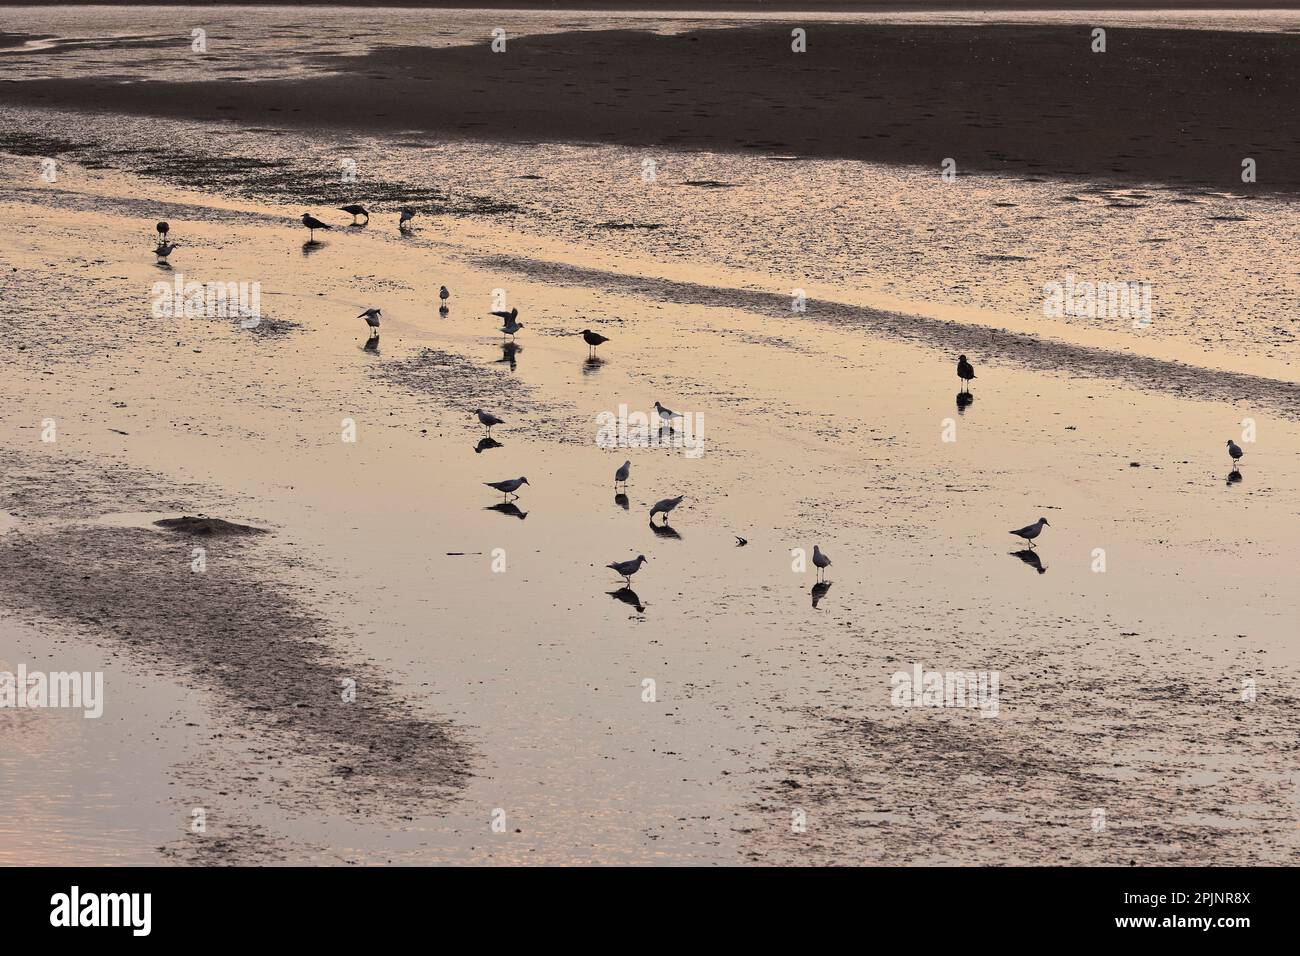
150 204 1253 597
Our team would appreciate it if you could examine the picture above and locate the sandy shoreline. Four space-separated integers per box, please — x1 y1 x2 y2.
2 155 1297 864
2 22 1298 192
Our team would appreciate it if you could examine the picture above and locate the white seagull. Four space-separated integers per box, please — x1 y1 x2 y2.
1010 517 1050 548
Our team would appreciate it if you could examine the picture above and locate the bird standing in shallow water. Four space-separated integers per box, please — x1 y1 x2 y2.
1010 517 1049 548
650 495 684 524
485 476 529 499
340 204 369 225
812 544 831 580
399 207 416 230
156 221 170 242
614 460 631 489
439 286 450 313
475 408 504 435
957 355 977 392
582 329 609 357
653 401 682 427
358 308 382 334
606 554 647 584
154 240 177 261
1227 439 1244 465
499 318 524 340
301 213 331 241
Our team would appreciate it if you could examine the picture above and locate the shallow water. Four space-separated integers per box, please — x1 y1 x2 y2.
0 8 1297 866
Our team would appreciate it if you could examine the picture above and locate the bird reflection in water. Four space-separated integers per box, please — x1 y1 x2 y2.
614 492 629 510
1227 468 1243 486
301 240 327 257
474 436 503 454
362 335 380 353
649 520 681 540
607 587 645 614
811 580 832 608
583 356 605 376
1011 549 1047 574
485 502 527 520
956 391 974 414
497 341 521 371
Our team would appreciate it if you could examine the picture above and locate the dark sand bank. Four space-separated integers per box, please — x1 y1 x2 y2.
477 250 1300 417
0 450 473 847
3 23 1297 191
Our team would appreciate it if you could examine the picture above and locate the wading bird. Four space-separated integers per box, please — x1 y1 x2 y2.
606 554 647 584
582 329 609 357
1009 517 1049 549
358 308 382 333
812 544 832 580
957 354 977 392
340 204 369 225
650 495 684 524
614 460 631 489
1227 439 1244 465
399 207 416 230
653 401 682 426
499 318 524 340
154 240 177 261
301 213 331 241
485 476 529 499
156 221 170 242
475 408 504 435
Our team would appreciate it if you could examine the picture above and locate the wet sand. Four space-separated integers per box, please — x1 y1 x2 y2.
2 23 1298 192
1 158 1296 864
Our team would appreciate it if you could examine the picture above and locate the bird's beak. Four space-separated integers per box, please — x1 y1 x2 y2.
1044 520 1050 526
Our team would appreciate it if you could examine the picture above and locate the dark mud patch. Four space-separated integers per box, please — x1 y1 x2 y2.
745 626 1299 865
0 451 472 851
473 252 1300 421
374 346 587 443
154 514 267 536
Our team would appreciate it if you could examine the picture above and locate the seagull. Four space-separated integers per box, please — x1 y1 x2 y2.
1227 439 1244 465
156 221 170 241
614 460 631 488
812 544 831 580
1009 517 1050 549
653 401 683 426
439 285 450 304
340 204 369 224
154 240 178 261
957 354 977 392
358 308 382 333
649 495 684 524
582 329 609 357
606 554 648 584
475 408 504 434
499 318 524 340
485 476 529 499
301 213 331 241
398 207 416 230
